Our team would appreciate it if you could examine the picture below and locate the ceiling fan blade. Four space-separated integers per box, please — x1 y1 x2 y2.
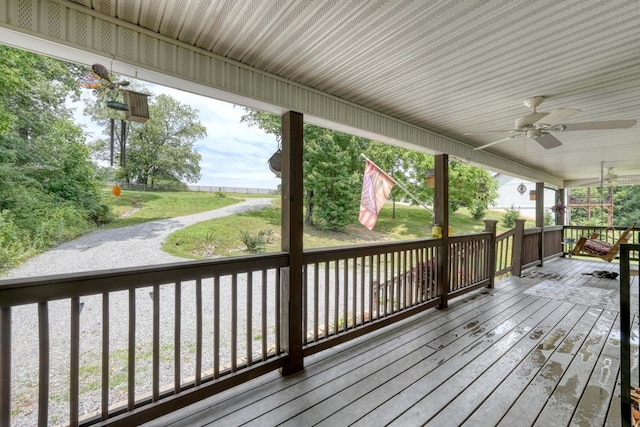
560 119 637 131
473 135 520 151
534 133 562 149
535 108 581 126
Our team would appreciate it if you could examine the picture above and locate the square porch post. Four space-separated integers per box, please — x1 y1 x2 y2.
434 154 449 309
280 111 304 375
536 181 545 266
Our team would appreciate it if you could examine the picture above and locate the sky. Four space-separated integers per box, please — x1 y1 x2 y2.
73 83 282 190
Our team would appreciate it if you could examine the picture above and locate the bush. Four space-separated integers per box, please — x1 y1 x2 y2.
240 229 274 253
544 211 553 226
502 205 520 228
470 205 486 220
214 190 226 198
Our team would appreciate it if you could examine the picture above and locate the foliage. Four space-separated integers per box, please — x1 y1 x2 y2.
85 89 205 185
502 205 521 228
239 230 275 252
470 205 486 220
241 110 499 232
544 211 553 226
241 110 366 231
0 46 108 269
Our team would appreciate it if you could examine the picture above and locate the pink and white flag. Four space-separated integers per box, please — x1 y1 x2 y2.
359 160 395 230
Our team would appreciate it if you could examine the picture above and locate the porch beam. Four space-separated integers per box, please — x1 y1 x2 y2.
434 154 449 309
280 111 304 375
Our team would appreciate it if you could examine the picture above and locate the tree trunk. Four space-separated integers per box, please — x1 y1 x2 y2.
305 190 314 225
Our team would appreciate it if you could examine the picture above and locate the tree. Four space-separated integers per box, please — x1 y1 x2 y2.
85 89 205 185
241 109 366 231
241 109 500 231
0 46 108 267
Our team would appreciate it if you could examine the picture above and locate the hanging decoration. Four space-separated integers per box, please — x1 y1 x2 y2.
517 183 527 195
112 184 121 197
77 62 150 168
529 190 536 200
268 135 282 176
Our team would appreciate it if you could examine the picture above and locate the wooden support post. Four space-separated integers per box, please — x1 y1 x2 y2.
484 220 498 288
434 154 449 309
280 111 304 375
557 188 566 226
536 182 545 266
511 219 526 277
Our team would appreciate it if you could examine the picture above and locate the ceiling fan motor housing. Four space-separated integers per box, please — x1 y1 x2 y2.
515 112 548 130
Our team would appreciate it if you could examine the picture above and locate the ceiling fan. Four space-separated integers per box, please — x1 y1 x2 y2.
468 96 636 151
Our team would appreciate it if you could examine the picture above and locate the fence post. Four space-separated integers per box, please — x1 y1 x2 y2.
511 219 526 277
484 220 498 288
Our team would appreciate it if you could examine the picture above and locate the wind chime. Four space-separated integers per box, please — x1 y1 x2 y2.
77 63 150 195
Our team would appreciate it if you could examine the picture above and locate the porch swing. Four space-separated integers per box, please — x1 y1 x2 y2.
571 222 636 261
571 161 636 261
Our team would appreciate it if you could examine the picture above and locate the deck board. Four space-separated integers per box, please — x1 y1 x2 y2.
140 258 638 427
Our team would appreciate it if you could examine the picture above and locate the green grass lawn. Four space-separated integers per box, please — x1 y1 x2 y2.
103 188 249 228
162 199 522 260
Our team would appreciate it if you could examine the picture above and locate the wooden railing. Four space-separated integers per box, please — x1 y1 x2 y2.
301 240 441 355
0 255 289 426
0 228 510 425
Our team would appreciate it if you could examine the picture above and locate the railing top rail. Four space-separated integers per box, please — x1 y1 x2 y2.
0 252 289 308
302 238 440 263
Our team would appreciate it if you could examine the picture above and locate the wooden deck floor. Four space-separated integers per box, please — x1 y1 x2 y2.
142 258 638 427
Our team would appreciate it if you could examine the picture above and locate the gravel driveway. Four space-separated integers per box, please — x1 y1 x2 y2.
1 197 274 280
4 197 276 426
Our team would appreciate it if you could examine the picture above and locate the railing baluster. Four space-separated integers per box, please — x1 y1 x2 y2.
261 270 268 360
334 260 339 334
152 284 160 401
38 302 49 426
174 282 182 393
231 274 237 372
351 258 356 329
247 272 253 366
302 265 308 345
343 259 348 331
214 277 220 379
195 279 202 386
324 262 329 338
128 289 135 411
372 255 377 320
0 307 10 427
314 263 319 341
70 297 80 426
101 293 109 420
360 256 365 324
275 267 281 355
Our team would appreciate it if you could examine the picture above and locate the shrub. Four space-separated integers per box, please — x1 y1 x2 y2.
240 229 274 253
502 205 520 228
214 191 226 198
470 205 486 220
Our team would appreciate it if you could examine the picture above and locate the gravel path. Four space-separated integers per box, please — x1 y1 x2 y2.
1 197 274 280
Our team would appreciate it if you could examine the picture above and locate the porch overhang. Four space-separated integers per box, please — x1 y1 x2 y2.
8 1 639 187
